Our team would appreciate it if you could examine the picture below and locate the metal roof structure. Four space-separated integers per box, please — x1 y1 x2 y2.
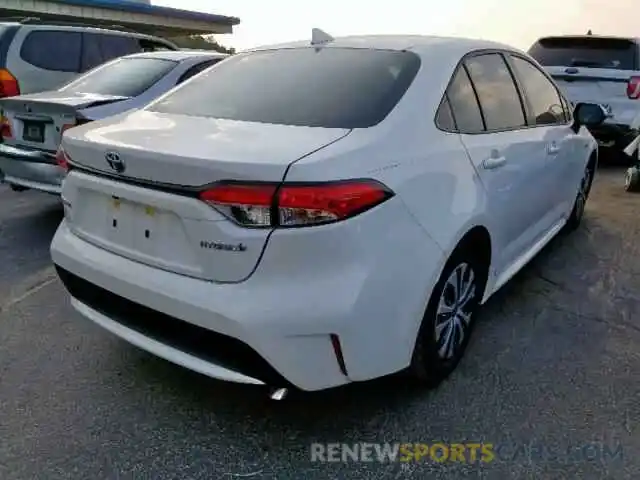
0 0 240 37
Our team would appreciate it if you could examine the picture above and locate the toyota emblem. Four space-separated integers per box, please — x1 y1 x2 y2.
105 151 125 173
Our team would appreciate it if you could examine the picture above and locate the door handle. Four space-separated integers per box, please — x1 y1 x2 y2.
482 156 507 170
547 141 561 155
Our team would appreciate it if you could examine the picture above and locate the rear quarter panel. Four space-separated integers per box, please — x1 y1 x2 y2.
283 56 492 370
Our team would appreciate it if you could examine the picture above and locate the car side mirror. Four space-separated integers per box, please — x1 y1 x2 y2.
572 102 607 132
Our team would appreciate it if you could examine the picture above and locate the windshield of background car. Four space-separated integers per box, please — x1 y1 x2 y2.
529 37 638 71
146 47 422 128
59 57 178 97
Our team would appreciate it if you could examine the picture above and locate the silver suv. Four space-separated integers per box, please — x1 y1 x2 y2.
0 20 178 97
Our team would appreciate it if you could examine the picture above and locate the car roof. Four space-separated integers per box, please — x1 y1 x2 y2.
246 34 523 57
0 21 172 42
120 50 229 62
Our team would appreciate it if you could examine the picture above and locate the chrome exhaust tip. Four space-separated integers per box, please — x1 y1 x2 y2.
269 387 288 401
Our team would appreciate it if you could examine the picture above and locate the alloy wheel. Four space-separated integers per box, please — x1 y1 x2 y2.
434 262 477 360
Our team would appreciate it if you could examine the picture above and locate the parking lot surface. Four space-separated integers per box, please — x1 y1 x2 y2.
1 167 639 479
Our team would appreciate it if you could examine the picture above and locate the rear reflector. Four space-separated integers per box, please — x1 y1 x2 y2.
628 76 640 99
199 179 393 228
0 69 19 98
55 146 71 171
200 184 276 226
330 333 348 376
0 114 12 139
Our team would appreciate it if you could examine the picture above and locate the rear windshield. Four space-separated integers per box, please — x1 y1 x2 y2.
146 48 422 129
529 37 638 70
60 57 178 97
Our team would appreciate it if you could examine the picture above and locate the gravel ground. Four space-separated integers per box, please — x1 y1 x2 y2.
0 166 638 479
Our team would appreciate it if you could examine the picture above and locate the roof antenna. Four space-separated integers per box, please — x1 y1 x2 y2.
587 29 593 35
311 28 334 47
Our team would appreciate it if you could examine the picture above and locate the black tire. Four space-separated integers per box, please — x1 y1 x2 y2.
625 167 640 192
9 184 28 192
565 161 594 231
409 249 485 387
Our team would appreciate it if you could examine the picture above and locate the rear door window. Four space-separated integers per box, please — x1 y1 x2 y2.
445 66 485 133
59 57 177 97
435 95 456 131
508 55 566 126
147 48 421 129
0 24 17 60
20 30 82 72
529 37 638 70
98 34 142 61
81 33 104 72
464 53 527 131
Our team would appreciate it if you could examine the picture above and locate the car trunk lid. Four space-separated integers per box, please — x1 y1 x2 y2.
61 110 351 282
529 36 640 125
545 66 631 100
62 110 350 186
0 92 128 153
544 66 640 125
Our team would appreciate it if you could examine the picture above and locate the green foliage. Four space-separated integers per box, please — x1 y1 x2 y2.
170 35 235 54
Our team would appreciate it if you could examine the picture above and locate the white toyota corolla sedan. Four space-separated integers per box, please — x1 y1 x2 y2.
50 32 606 397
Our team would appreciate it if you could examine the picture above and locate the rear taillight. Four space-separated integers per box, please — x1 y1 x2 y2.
628 76 640 99
55 145 71 171
55 122 89 169
0 114 12 140
199 179 394 228
60 118 91 136
60 123 77 136
0 69 19 98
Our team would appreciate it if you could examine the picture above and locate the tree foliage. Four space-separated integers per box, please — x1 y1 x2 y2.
169 35 235 54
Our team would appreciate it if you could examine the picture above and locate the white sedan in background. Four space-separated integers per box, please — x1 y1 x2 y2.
50 32 605 398
0 50 226 194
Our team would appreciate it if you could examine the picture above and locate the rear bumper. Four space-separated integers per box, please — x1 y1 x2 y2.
0 150 64 194
51 189 444 391
0 143 56 164
51 221 352 391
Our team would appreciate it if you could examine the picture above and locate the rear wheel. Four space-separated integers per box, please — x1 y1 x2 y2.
409 251 484 387
565 162 594 231
9 184 28 192
625 167 640 192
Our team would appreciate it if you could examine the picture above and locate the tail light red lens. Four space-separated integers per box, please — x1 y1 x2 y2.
0 115 12 139
0 69 19 98
628 76 640 99
60 118 91 136
199 179 394 228
55 146 71 171
55 122 89 170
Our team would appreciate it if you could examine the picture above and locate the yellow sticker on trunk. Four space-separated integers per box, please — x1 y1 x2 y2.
145 206 155 217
